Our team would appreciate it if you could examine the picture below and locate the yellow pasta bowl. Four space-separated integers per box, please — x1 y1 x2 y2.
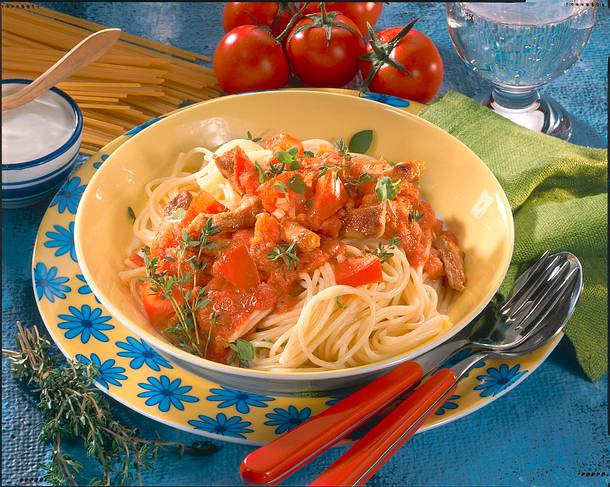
75 90 514 395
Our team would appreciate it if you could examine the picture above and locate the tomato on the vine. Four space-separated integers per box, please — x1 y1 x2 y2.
324 2 383 36
286 8 365 87
223 2 294 37
359 21 443 103
298 2 383 35
214 25 290 94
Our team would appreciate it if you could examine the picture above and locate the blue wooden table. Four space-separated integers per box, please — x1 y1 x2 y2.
2 3 608 486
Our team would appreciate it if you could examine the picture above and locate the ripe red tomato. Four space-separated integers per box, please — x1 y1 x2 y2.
223 2 293 37
214 25 290 94
325 2 383 36
286 13 365 87
297 2 383 35
360 26 443 103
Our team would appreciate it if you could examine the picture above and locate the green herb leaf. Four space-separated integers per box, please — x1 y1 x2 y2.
287 174 306 194
375 176 401 201
169 207 186 222
127 206 136 222
247 130 261 142
348 129 373 154
276 146 300 170
228 338 254 368
335 138 351 159
305 199 313 208
303 150 314 158
273 181 288 194
335 297 346 309
254 161 267 183
409 210 424 224
267 242 299 269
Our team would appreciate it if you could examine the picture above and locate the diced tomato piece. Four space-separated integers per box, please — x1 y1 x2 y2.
253 212 281 243
129 252 145 267
151 221 180 260
424 250 444 280
259 171 306 213
234 147 259 194
183 189 226 225
213 243 260 291
140 281 175 324
312 169 348 227
265 132 304 155
334 255 383 287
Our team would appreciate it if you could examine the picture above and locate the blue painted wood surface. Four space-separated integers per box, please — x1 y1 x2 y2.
2 3 608 486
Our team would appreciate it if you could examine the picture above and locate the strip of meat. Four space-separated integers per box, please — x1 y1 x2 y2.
187 195 262 234
281 220 321 252
163 191 192 217
341 202 387 238
434 232 466 291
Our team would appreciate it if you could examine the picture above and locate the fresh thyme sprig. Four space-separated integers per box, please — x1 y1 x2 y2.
2 323 220 486
367 237 402 263
143 218 220 355
267 242 299 269
335 138 351 160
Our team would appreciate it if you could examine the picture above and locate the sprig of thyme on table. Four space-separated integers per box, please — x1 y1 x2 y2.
2 322 220 486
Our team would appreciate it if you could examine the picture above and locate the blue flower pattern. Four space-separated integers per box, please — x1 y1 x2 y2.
125 116 164 135
474 364 528 398
44 221 77 262
435 394 461 416
207 387 274 414
137 375 198 412
188 413 253 439
33 263 70 302
75 274 100 303
57 304 114 343
93 154 108 170
116 336 173 371
76 353 127 388
361 91 410 107
265 405 312 435
50 176 86 214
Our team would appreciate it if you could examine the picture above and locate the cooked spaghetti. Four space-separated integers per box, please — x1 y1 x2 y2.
120 132 466 371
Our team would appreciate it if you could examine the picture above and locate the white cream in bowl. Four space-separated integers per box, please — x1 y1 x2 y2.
2 84 77 164
2 80 82 208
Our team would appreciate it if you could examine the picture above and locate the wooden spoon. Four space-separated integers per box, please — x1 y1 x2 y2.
2 28 121 111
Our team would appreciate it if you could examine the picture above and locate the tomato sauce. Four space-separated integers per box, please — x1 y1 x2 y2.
140 133 465 365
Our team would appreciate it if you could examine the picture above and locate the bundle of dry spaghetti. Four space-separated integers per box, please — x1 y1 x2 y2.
1 5 222 154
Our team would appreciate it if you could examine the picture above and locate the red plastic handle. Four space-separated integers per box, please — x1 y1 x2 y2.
240 361 424 485
310 368 458 487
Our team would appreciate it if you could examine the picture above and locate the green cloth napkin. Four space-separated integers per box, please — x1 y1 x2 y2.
420 91 608 382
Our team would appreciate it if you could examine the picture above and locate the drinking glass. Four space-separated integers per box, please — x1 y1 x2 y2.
446 1 597 140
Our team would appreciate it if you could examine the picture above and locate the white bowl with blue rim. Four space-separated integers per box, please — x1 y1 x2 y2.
2 78 83 209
